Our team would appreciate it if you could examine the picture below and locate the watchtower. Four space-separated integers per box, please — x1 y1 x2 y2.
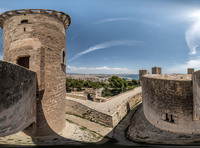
152 67 162 74
0 9 70 136
188 68 194 74
139 70 148 84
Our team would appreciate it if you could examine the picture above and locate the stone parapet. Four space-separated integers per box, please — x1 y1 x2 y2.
0 9 70 29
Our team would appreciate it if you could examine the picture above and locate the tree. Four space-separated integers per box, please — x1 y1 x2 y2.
108 76 126 90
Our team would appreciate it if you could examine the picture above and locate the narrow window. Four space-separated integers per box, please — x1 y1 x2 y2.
17 56 30 69
62 51 65 64
21 19 28 24
24 27 26 32
170 115 174 123
166 113 169 121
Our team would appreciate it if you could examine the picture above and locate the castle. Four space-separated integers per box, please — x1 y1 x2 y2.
0 9 70 137
128 67 200 144
1 9 200 146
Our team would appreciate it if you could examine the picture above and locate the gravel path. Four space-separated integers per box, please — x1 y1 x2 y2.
66 87 142 115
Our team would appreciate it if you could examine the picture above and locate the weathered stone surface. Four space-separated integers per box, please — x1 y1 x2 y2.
0 60 36 137
2 9 71 136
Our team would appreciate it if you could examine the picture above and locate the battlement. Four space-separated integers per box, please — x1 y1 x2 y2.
0 9 71 29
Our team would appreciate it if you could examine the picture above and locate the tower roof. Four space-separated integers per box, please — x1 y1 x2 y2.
0 9 71 29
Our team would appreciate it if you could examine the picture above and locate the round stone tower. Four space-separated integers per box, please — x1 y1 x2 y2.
0 9 70 136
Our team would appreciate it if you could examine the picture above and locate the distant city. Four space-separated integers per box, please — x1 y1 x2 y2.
66 73 139 83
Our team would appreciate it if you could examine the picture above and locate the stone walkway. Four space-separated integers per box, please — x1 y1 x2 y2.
66 87 142 115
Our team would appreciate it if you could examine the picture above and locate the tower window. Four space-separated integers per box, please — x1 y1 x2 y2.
24 27 26 32
21 20 28 24
166 113 169 121
17 56 30 69
62 51 65 64
170 115 174 123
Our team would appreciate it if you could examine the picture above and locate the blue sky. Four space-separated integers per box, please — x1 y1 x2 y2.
1 0 200 74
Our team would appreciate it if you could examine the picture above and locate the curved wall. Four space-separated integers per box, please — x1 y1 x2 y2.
142 74 200 133
193 70 200 120
2 11 70 136
0 61 36 137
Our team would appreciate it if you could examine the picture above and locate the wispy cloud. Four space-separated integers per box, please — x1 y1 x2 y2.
167 10 200 73
68 40 142 62
94 17 133 24
94 17 160 26
167 57 200 73
66 65 134 74
185 10 200 55
0 54 2 60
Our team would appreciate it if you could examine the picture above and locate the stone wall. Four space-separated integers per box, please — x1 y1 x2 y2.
142 74 200 133
66 91 142 127
192 71 200 120
66 99 113 126
112 92 142 126
0 61 36 137
66 93 87 100
2 12 70 136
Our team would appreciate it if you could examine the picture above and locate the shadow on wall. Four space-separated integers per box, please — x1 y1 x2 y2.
0 61 36 137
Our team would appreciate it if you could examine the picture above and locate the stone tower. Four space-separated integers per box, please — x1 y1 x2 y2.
0 9 70 136
152 67 161 74
188 68 194 74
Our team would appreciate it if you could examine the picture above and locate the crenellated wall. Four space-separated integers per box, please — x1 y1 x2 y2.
0 61 36 137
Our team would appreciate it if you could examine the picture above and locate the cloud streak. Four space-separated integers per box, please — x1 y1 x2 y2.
68 40 142 62
94 17 160 26
94 17 134 24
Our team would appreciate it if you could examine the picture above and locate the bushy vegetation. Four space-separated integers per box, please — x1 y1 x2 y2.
66 78 108 92
66 76 139 97
101 76 139 97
